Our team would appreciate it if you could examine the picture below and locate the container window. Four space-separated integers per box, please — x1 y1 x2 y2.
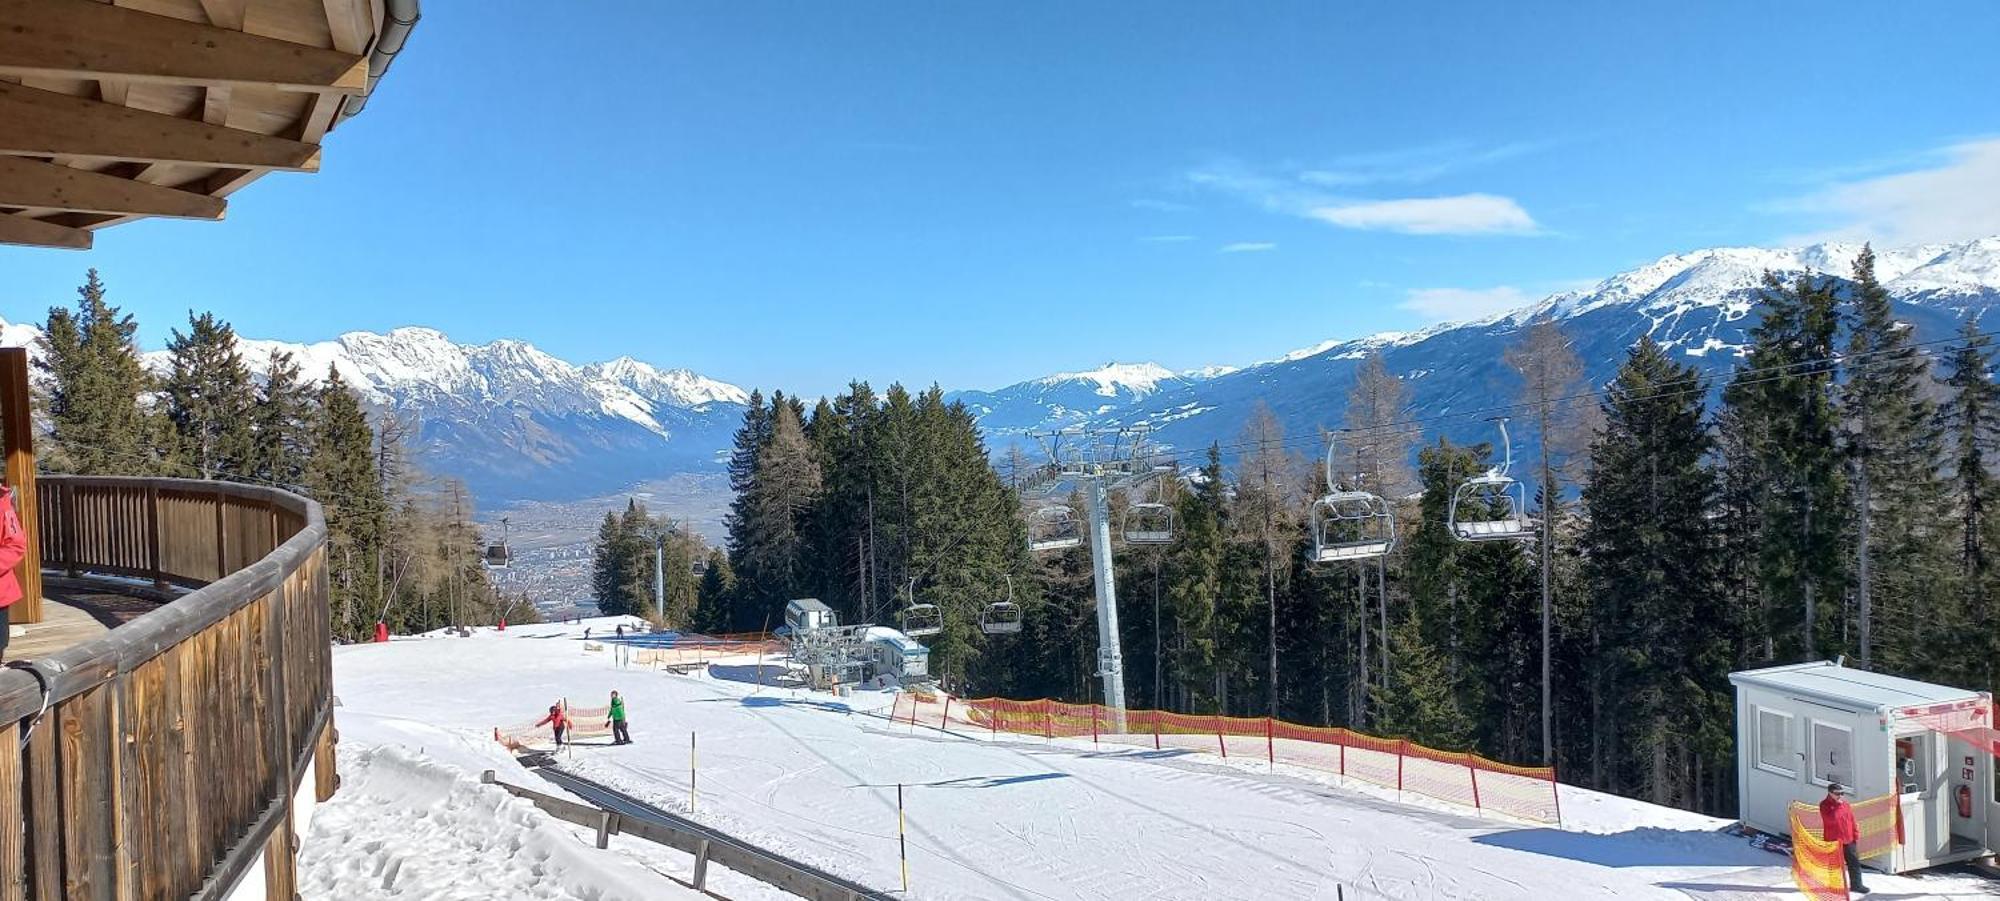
1809 720 1853 787
1757 708 1796 776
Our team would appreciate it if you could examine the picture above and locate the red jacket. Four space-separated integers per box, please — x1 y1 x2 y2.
1819 794 1859 844
535 709 569 730
0 486 26 609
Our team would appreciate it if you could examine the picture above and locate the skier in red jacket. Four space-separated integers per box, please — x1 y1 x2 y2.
0 484 29 663
1819 782 1869 895
534 703 571 747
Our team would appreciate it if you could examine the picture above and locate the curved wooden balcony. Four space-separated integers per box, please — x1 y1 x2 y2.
0 476 333 901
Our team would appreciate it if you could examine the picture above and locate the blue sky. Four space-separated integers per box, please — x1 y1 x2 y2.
4 1 1999 398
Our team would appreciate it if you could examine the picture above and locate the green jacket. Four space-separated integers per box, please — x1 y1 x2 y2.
609 696 627 722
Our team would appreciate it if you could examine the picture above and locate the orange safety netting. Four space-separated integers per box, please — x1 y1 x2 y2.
626 631 785 669
1790 802 1849 901
1899 699 2000 757
890 692 1562 823
1789 792 1899 861
495 698 616 749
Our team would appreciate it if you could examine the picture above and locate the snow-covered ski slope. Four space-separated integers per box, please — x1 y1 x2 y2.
321 618 1994 900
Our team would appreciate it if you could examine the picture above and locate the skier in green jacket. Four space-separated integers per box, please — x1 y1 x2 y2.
606 690 631 745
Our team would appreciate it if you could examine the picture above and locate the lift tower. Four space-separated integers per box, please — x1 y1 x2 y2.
1025 428 1175 728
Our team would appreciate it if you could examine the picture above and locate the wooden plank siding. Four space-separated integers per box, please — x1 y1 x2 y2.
0 476 332 900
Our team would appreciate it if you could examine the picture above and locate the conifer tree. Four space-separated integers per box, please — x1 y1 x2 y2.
1937 315 2000 693
1581 337 1725 808
1340 352 1414 721
1371 613 1471 751
249 350 312 487
37 270 152 475
1163 446 1226 711
1232 402 1297 717
1721 272 1847 659
306 367 385 640
736 401 822 625
162 311 256 480
1504 319 1592 764
1840 246 1948 673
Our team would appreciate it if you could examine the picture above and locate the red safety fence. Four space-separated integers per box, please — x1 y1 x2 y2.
625 630 786 669
1790 803 1849 901
890 692 1561 824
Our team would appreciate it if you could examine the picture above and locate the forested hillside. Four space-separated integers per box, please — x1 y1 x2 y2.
715 248 2000 818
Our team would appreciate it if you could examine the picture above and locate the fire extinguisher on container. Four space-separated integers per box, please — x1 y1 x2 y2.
1957 784 1973 819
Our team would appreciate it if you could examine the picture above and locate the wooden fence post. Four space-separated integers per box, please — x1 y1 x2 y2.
1090 704 1099 747
1152 711 1160 751
1216 719 1226 759
1042 700 1052 740
144 483 164 589
212 491 228 581
1397 740 1407 796
1550 764 1563 829
1266 718 1275 768
940 697 951 735
1467 758 1482 816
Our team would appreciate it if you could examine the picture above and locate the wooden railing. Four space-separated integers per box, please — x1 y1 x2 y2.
0 477 334 901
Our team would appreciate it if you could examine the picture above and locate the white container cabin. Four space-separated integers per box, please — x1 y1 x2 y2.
784 598 837 634
863 627 931 683
1730 661 1998 873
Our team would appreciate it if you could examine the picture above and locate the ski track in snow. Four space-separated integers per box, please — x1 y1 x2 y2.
318 618 1998 900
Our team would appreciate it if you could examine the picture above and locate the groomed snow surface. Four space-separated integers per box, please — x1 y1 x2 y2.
307 617 1995 900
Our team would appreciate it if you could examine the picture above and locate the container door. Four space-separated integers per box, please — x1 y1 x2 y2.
1987 751 1999 854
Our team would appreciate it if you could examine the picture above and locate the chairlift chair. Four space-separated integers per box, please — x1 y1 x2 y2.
1123 503 1175 545
901 603 943 637
1309 438 1397 563
1026 504 1082 552
980 575 1023 635
1310 492 1396 562
1448 419 1538 543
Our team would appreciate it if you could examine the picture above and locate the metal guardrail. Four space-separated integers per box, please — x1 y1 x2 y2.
482 766 893 901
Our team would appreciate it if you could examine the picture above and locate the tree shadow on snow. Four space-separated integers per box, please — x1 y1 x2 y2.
1474 826 1752 868
707 663 799 688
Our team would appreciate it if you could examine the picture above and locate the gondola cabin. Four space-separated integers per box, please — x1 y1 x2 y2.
1730 661 2000 873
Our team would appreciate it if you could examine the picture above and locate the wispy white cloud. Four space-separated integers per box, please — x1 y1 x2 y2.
1219 242 1276 253
1132 198 1193 212
1184 159 1542 237
1310 195 1538 235
1401 286 1529 321
1140 235 1196 243
1778 137 2000 246
1298 140 1551 187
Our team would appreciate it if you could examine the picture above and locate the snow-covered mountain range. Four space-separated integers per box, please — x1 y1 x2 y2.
7 235 1996 507
949 236 2000 466
0 323 749 501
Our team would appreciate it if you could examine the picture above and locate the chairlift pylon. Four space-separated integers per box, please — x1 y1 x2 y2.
1026 504 1083 552
1448 419 1538 543
484 517 513 569
1310 435 1397 563
980 575 1023 635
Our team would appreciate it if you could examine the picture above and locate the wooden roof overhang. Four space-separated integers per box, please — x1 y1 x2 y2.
0 0 411 249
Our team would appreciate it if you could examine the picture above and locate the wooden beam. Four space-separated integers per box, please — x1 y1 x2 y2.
0 212 90 249
0 82 321 171
0 156 224 219
0 0 368 95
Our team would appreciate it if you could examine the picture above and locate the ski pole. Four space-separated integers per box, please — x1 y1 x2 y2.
898 783 909 893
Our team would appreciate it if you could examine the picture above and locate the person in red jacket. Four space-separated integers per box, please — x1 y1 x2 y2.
0 484 29 664
534 703 570 747
1820 781 1869 895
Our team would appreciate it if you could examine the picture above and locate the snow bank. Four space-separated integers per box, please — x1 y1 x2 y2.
296 711 703 900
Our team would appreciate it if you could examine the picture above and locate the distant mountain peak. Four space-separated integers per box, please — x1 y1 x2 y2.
1038 361 1177 397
